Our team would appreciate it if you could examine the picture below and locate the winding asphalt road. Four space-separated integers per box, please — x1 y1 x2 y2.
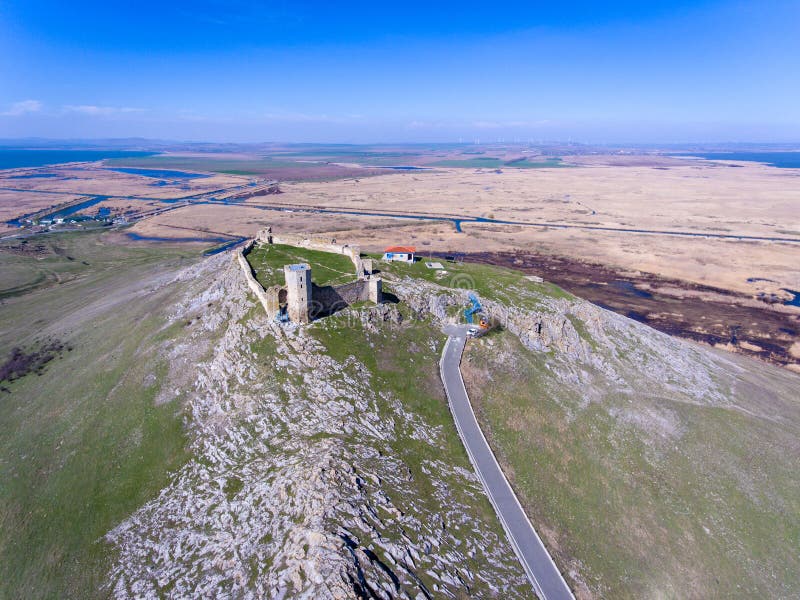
440 324 574 600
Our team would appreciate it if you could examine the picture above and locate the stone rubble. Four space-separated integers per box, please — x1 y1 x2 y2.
105 255 528 599
105 254 735 599
392 276 727 407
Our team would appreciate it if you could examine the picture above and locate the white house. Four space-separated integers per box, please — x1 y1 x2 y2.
382 245 416 263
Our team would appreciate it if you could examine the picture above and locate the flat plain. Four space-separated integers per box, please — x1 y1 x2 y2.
123 157 800 367
3 153 799 368
107 157 800 293
236 160 800 294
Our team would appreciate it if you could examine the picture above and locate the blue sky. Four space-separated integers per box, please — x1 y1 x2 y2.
1 0 798 143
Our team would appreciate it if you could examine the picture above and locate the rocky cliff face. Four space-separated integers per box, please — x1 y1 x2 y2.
391 276 728 407
105 256 528 599
387 269 800 599
104 252 789 599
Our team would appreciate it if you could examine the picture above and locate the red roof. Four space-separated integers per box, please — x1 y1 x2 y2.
384 246 416 253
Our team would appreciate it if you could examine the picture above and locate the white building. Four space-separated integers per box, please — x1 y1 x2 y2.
382 246 416 263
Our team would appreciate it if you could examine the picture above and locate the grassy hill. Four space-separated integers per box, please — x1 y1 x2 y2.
0 233 529 598
1 230 798 598
463 333 800 598
0 233 200 597
378 255 800 599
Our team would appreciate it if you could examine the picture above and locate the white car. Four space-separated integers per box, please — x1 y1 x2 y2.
466 326 481 338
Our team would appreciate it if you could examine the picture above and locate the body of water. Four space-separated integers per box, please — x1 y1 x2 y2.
6 173 61 179
126 232 229 243
205 238 247 254
46 196 110 220
611 280 653 298
107 167 208 179
374 165 429 171
0 149 156 170
6 195 112 226
672 152 800 169
126 232 245 254
782 289 800 308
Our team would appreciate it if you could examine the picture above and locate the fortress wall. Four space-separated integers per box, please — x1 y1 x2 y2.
368 277 382 304
237 241 279 319
263 285 283 316
241 231 384 322
260 231 365 276
335 280 372 303
311 279 377 315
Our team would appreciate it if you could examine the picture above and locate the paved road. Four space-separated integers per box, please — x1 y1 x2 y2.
440 325 574 600
239 201 800 244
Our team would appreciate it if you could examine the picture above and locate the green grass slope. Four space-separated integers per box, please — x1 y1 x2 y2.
0 233 203 598
308 310 528 596
246 243 356 288
0 233 531 598
376 254 800 598
462 319 800 599
3 230 798 599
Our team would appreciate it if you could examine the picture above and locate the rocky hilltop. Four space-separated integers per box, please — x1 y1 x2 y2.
105 245 800 599
1 232 797 599
104 253 530 599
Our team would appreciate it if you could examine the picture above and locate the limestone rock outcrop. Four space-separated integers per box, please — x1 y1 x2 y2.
105 255 528 599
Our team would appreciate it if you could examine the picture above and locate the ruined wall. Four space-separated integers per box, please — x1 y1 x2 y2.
258 230 365 277
311 278 382 317
368 278 382 304
362 259 375 276
312 281 364 317
263 285 283 317
240 233 383 322
236 241 278 319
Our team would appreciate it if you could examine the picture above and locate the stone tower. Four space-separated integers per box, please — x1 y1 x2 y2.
284 263 312 323
368 277 382 304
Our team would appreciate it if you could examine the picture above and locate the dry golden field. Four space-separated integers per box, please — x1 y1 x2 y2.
0 162 251 232
129 159 800 296
4 156 798 366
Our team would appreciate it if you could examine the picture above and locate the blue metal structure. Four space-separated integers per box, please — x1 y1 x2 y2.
464 293 483 324
275 306 290 323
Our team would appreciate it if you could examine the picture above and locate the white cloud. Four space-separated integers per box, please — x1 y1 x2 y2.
175 109 361 124
63 105 145 116
177 110 212 122
260 111 345 123
405 118 555 131
472 119 553 129
406 120 449 129
1 99 43 116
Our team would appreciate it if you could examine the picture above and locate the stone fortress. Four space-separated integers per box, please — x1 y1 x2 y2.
237 228 383 323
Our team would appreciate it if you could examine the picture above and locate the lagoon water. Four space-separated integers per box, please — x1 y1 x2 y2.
783 290 800 308
0 149 156 170
126 232 245 254
673 152 800 169
7 173 61 179
47 197 109 220
106 167 208 179
375 165 429 170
